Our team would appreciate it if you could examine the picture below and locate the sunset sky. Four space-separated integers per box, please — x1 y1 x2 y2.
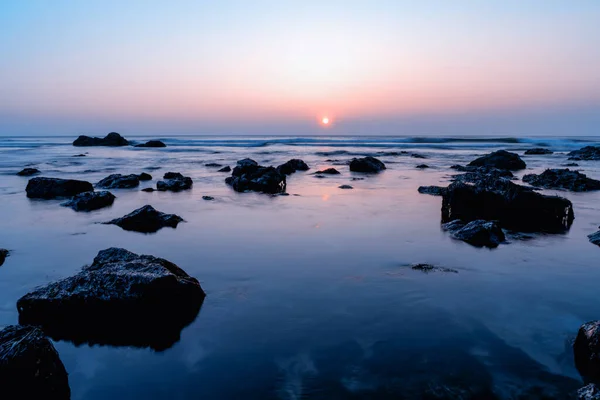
1 0 599 136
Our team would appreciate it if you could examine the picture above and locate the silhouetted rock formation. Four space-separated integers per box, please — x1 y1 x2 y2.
569 146 600 161
157 172 193 192
73 132 129 147
134 140 166 148
277 159 309 175
61 191 115 212
96 174 140 189
349 156 386 173
17 168 40 176
26 177 93 199
523 169 600 192
137 172 152 181
105 205 183 233
225 159 286 194
467 150 526 171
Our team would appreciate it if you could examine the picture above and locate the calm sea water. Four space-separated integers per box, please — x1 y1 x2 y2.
1 135 600 399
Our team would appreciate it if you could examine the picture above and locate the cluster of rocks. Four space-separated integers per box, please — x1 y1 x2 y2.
157 172 193 192
72 132 168 148
225 159 287 194
569 146 600 161
523 169 600 192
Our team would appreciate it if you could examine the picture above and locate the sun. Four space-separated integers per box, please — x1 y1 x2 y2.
321 117 330 125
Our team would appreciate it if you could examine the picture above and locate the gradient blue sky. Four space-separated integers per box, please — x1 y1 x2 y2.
1 0 599 136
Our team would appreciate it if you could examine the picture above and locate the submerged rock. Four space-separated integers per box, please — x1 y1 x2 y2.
276 159 310 175
205 163 222 167
416 164 430 169
338 185 353 189
157 172 193 192
315 168 340 175
137 172 152 181
225 159 286 194
217 166 231 172
96 173 140 189
523 169 600 192
443 219 505 248
17 248 205 351
73 132 129 147
349 156 386 173
0 325 70 399
579 384 600 399
17 167 40 176
411 263 458 273
574 320 600 382
134 140 166 148
589 230 600 247
26 177 93 199
61 191 115 212
0 249 8 266
105 205 184 233
467 150 526 171
525 148 553 155
418 186 447 196
569 146 600 161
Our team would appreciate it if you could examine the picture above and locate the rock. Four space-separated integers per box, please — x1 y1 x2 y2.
0 325 70 399
137 172 152 181
276 159 310 175
349 156 386 173
579 384 600 399
416 164 430 169
73 132 129 147
26 177 93 199
575 320 600 382
157 172 193 192
17 167 40 176
569 146 600 161
467 150 526 170
134 140 166 148
0 249 8 266
61 191 115 211
205 163 223 167
141 187 155 192
225 159 286 194
315 168 341 175
452 166 514 184
338 185 353 189
442 219 505 248
236 158 258 168
524 148 553 155
96 173 140 189
411 263 458 273
217 166 231 172
411 153 427 159
564 163 580 167
202 196 214 201
17 248 205 351
522 169 600 192
589 230 600 246
418 186 446 196
73 153 87 157
105 205 184 233
442 178 574 233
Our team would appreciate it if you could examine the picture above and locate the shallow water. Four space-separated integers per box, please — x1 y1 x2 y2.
1 135 600 399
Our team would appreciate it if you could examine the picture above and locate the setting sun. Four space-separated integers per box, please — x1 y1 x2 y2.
321 117 330 125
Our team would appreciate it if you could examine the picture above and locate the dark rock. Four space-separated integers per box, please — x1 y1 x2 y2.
73 132 129 147
315 168 340 175
202 196 214 201
575 320 600 383
564 163 580 167
579 384 600 399
452 166 514 184
157 172 193 192
26 177 93 199
0 325 70 399
523 169 600 192
416 164 430 169
226 160 286 194
569 146 600 161
525 148 553 155
351 177 364 181
134 140 166 148
73 153 87 157
589 230 600 246
411 153 427 159
17 248 205 351
61 191 115 212
0 249 8 266
104 205 184 233
141 187 155 192
276 159 310 175
442 178 574 233
236 158 258 168
442 219 505 248
137 172 152 181
349 156 386 173
450 164 466 170
411 263 458 273
205 163 222 167
17 168 40 176
96 173 140 189
338 185 353 189
217 166 231 172
467 150 526 171
418 186 446 196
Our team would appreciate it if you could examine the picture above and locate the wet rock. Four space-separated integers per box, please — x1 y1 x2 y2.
0 325 70 399
276 159 310 175
17 167 40 176
452 166 514 184
141 187 155 192
411 263 458 273
105 205 184 233
411 153 427 159
523 169 600 192
416 164 430 169
134 140 166 148
574 320 600 382
0 249 8 266
73 132 129 147
205 163 222 167
26 177 93 199
338 185 353 189
315 168 340 175
236 158 258 168
569 146 600 161
442 219 505 248
96 173 140 189
418 185 447 196
217 166 231 172
579 383 600 399
589 230 600 246
137 172 152 181
442 177 574 233
525 148 553 155
225 159 286 194
349 156 386 173
467 150 526 171
61 191 115 212
17 248 205 351
202 196 214 201
157 172 193 192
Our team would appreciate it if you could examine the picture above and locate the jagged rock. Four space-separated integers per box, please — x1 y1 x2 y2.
452 166 514 184
349 156 386 173
157 172 193 192
589 230 600 246
569 146 600 161
96 174 140 189
26 177 93 199
416 164 429 169
411 263 458 273
17 168 40 176
523 169 600 192
0 249 8 266
525 148 553 155
225 159 286 194
134 140 166 148
202 196 214 201
575 321 600 383
17 248 205 350
217 166 231 172
205 163 223 167
467 150 526 170
277 159 309 175
315 168 340 175
442 219 505 248
104 205 184 233
418 186 446 196
61 191 115 211
579 384 600 399
73 132 129 147
0 325 70 399
137 172 152 181
338 185 353 189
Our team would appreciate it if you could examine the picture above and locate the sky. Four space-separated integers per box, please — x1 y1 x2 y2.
1 0 599 136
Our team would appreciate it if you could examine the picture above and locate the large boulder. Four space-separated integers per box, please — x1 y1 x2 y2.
96 173 140 189
73 132 129 147
26 177 93 199
17 167 40 176
523 169 600 192
349 156 386 173
134 140 166 148
157 172 193 192
467 150 526 171
569 146 600 161
17 248 205 350
441 177 574 233
277 159 309 175
589 230 600 246
525 148 553 155
0 249 8 266
442 219 505 248
225 159 286 194
0 325 70 399
104 205 183 233
61 191 115 212
574 321 600 383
